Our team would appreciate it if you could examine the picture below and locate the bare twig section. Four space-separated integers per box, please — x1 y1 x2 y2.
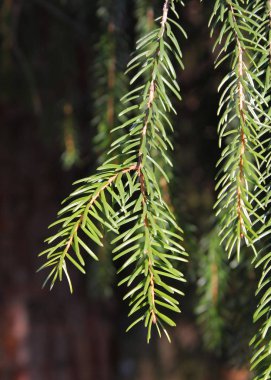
138 167 147 205
141 77 155 138
147 79 155 109
161 0 169 36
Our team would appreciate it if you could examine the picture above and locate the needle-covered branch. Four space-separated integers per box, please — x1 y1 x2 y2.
211 1 271 378
250 1 271 378
39 0 187 340
211 0 269 259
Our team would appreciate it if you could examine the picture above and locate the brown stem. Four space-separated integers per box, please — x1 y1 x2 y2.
161 0 169 37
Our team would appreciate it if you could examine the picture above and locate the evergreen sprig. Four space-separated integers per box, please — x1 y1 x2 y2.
135 0 175 209
39 0 187 340
210 0 271 377
211 0 269 259
250 1 271 377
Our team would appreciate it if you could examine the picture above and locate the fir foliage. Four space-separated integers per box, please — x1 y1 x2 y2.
39 0 188 341
250 1 271 377
210 0 269 260
210 0 271 377
37 1 271 377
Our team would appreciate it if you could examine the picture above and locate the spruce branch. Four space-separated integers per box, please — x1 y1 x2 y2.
38 164 136 292
39 0 187 340
211 0 268 259
250 1 271 378
135 0 175 210
211 0 271 377
111 0 188 340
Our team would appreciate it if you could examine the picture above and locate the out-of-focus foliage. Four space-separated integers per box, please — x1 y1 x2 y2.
92 0 130 162
196 226 229 351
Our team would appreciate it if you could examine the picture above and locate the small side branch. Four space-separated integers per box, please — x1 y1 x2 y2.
60 165 137 264
161 0 169 36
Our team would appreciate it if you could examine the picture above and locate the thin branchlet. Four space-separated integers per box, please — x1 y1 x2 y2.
211 0 271 377
59 165 137 269
212 0 267 258
135 0 171 326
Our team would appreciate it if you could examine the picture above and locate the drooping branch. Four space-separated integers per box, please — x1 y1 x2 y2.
212 0 266 258
39 0 187 341
250 1 271 378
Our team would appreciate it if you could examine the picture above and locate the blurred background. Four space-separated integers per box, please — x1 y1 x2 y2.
0 0 258 379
